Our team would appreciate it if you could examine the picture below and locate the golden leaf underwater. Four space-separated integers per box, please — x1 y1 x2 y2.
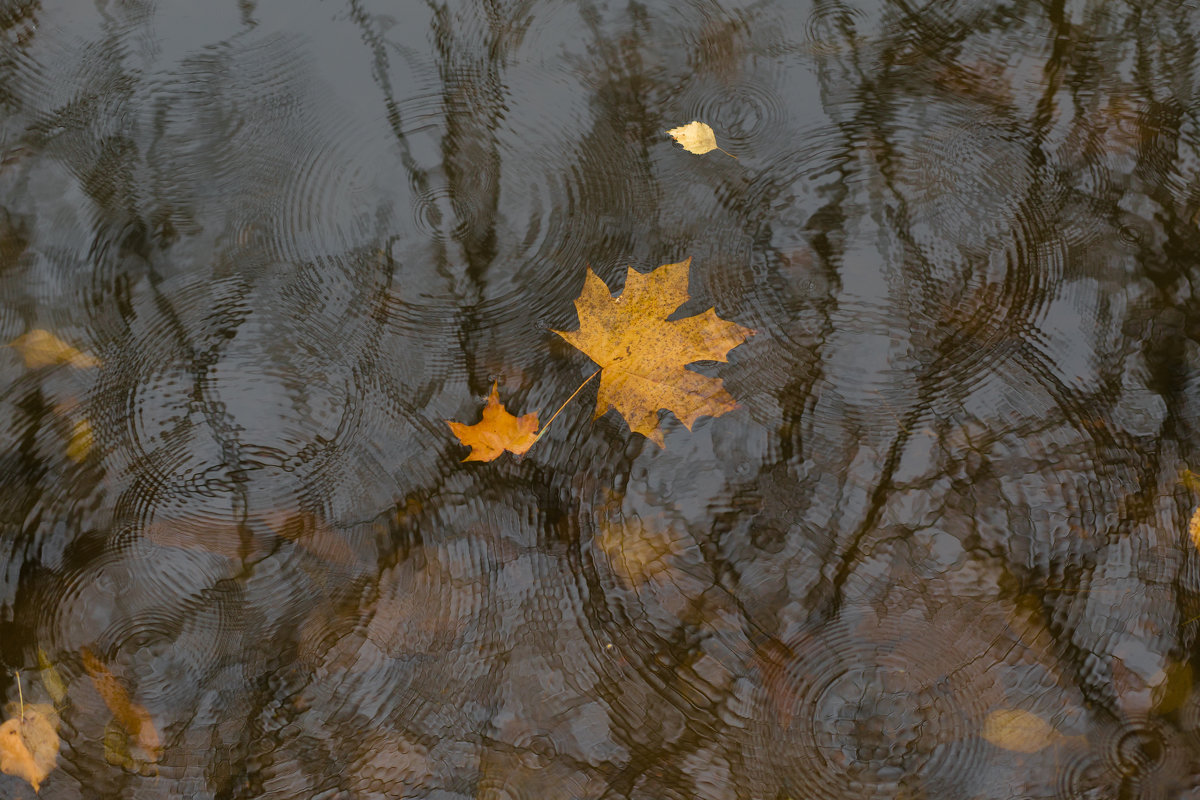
446 382 539 462
66 418 93 463
553 257 753 446
980 708 1058 753
9 329 100 369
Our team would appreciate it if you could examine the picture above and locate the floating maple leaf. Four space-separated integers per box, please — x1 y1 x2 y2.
553 258 753 446
446 382 539 462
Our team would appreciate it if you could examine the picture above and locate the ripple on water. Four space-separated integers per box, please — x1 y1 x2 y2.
141 33 395 268
1051 747 1114 799
39 535 236 712
1086 717 1191 798
745 603 1004 800
902 115 1036 249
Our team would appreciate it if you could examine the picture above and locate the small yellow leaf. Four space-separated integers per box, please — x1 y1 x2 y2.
666 121 735 158
9 329 100 369
981 708 1058 753
66 418 93 463
1189 506 1200 553
0 704 59 792
446 383 539 462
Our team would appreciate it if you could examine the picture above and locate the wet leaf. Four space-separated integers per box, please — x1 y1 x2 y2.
553 257 753 446
1189 505 1200 553
0 704 59 792
9 329 100 369
66 418 93 463
81 647 162 762
268 510 358 566
666 121 735 158
980 708 1057 753
446 382 539 462
596 516 680 588
36 651 67 707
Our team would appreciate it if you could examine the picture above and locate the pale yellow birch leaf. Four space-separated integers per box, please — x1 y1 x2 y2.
666 121 736 158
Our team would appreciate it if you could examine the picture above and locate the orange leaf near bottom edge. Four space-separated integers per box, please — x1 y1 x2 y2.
446 383 539 462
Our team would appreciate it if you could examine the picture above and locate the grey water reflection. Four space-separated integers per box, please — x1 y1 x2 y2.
1 0 1200 797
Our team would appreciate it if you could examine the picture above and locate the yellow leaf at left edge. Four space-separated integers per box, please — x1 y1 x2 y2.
666 121 734 157
981 708 1058 753
0 703 60 792
446 383 540 462
9 329 100 369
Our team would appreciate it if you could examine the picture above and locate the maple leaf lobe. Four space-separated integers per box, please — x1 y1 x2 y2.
446 383 539 462
552 257 753 446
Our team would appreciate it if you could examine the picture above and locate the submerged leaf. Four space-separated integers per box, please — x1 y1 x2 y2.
446 382 539 462
36 651 67 707
553 257 753 446
1190 505 1200 553
66 418 93 463
981 708 1058 753
9 329 100 369
81 647 162 762
0 704 59 792
596 516 680 588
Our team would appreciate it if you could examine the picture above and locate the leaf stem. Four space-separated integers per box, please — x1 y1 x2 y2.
15 669 22 720
716 146 738 159
529 369 600 447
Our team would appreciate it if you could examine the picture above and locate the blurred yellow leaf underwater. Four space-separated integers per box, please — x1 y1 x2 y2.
9 329 100 369
980 708 1059 753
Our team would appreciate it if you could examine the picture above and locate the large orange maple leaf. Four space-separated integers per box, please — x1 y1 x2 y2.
553 258 753 446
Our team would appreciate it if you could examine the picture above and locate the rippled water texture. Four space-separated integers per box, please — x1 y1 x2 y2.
2 0 1200 797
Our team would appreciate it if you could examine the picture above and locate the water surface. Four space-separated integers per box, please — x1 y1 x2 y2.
2 0 1200 797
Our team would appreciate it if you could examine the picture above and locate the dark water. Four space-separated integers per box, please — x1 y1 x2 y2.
1 0 1200 797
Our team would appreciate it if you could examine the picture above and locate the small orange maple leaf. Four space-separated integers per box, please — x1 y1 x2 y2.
446 382 539 462
553 257 753 446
